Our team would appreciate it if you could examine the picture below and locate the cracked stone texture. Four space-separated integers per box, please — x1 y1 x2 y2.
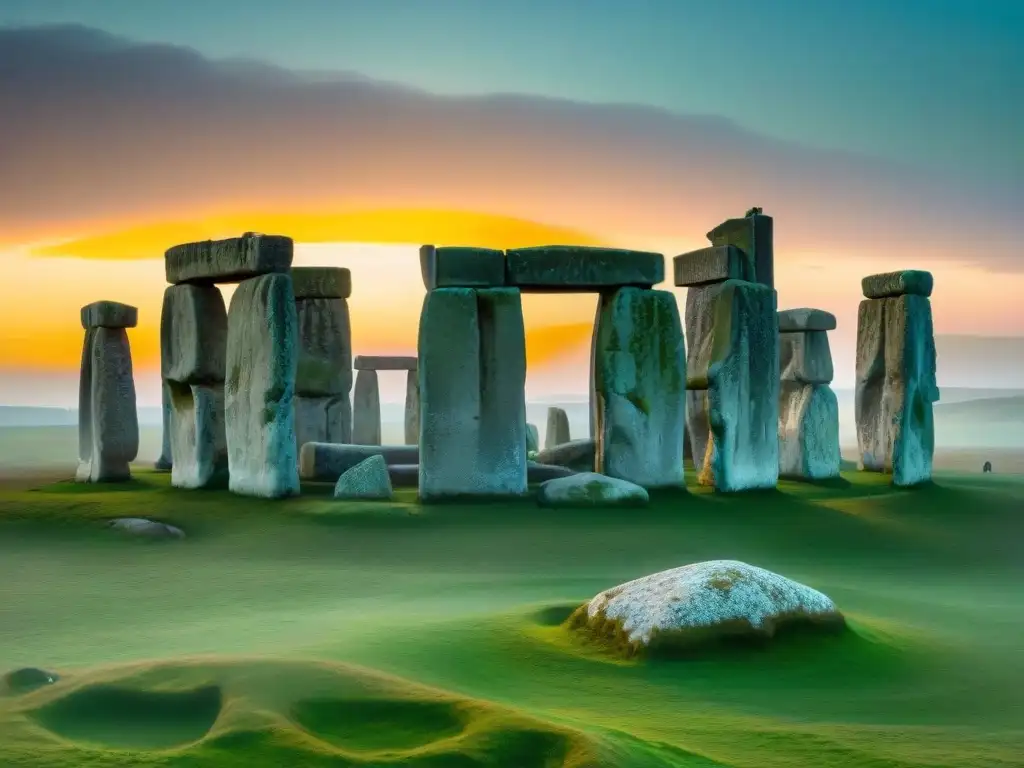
295 297 352 397
168 382 227 489
673 245 755 287
778 381 841 480
160 284 227 384
861 270 933 299
780 330 834 385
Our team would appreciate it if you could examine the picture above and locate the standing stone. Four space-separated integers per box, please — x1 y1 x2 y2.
76 308 140 483
686 389 710 474
224 273 299 498
683 285 719 470
707 209 774 289
526 423 540 453
155 380 173 471
167 382 227 489
694 280 779 492
589 297 600 438
294 294 352 446
593 287 686 488
352 370 381 445
545 406 571 449
294 394 350 452
779 380 841 480
404 369 419 445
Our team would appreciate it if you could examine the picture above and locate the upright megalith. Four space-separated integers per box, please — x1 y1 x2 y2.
778 308 840 481
155 381 172 471
593 287 686 488
350 356 419 446
404 369 419 445
856 270 938 486
159 283 228 489
352 369 381 445
76 301 139 483
293 267 353 451
707 208 774 289
545 406 571 449
225 271 300 498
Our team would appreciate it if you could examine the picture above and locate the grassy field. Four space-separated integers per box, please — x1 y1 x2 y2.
1 465 1022 767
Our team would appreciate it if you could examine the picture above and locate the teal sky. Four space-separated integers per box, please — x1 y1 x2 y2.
1 0 1020 189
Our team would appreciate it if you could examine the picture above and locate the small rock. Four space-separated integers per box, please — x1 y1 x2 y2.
537 472 648 508
4 667 59 693
334 454 393 500
107 518 185 539
983 461 993 473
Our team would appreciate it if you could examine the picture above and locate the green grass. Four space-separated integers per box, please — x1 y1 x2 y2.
1 467 1023 766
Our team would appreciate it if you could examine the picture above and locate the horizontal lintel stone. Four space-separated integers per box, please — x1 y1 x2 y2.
291 267 352 299
505 246 664 291
778 307 837 332
420 245 505 289
861 270 934 299
673 245 755 286
354 355 418 371
80 301 138 329
165 232 293 285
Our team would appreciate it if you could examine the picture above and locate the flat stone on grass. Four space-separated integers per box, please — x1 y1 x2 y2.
80 301 138 329
166 233 293 285
505 246 664 291
537 472 649 508
291 267 351 299
419 245 505 289
862 270 933 299
333 454 393 500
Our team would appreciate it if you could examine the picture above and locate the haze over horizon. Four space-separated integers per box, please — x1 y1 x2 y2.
1 1 1021 405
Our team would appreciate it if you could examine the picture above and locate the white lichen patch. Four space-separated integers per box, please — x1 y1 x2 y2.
586 560 840 646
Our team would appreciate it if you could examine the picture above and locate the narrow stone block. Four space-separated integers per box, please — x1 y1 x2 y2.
404 369 419 445
168 381 227 489
160 284 227 384
673 246 755 287
707 211 774 289
224 273 299 498
419 245 505 290
780 329 834 384
778 308 837 332
526 423 540 453
684 283 719 390
686 389 710 474
294 394 351 453
779 381 841 480
165 232 293 285
594 287 686 488
545 406 571 449
295 297 352 397
155 380 172 471
352 369 382 445
505 246 664 292
354 355 417 371
862 270 934 299
291 266 351 299
80 301 138 329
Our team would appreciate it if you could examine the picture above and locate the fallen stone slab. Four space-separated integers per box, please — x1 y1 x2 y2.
420 245 505 289
861 270 933 299
295 297 352 397
107 518 185 540
382 461 576 488
160 284 228 384
168 382 227 489
294 394 352 452
673 246 755 287
594 287 686 488
780 329 834 385
291 266 351 299
534 438 595 472
224 273 299 498
537 472 649 508
571 560 843 657
707 210 774 289
80 301 138 329
544 406 571 449
778 308 837 332
505 246 664 291
334 454 393 500
165 232 293 285
353 355 417 371
779 381 841 480
300 442 420 481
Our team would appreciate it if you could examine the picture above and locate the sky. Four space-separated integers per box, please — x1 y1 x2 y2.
0 0 1021 406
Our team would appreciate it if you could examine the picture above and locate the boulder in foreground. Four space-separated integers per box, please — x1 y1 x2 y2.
570 560 843 656
334 454 393 500
537 472 648 508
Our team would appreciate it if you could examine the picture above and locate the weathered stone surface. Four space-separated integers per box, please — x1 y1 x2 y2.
537 472 649 508
295 297 351 397
594 287 686 488
707 211 774 289
352 369 381 445
107 518 185 540
291 266 351 299
333 454 393 500
505 247 664 292
545 406 571 449
778 308 837 332
673 246 755 287
572 560 843 656
224 273 299 498
526 423 540 453
589 297 600 438
155 380 173 471
780 330 834 384
80 301 138 329
779 382 841 480
404 369 419 445
862 270 933 299
354 355 417 371
419 245 505 289
535 438 595 472
855 295 938 486
168 382 227 489
300 443 419 481
295 394 351 453
696 280 780 492
684 284 717 390
686 390 710 474
527 461 578 482
165 233 293 285
76 327 139 483
160 284 227 384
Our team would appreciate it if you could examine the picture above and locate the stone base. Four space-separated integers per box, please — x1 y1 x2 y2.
779 382 841 481
169 381 228 489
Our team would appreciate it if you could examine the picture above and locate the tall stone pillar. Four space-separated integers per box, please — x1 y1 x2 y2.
545 406 570 449
404 368 420 445
76 301 140 483
855 270 938 487
155 380 173 471
352 369 381 445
